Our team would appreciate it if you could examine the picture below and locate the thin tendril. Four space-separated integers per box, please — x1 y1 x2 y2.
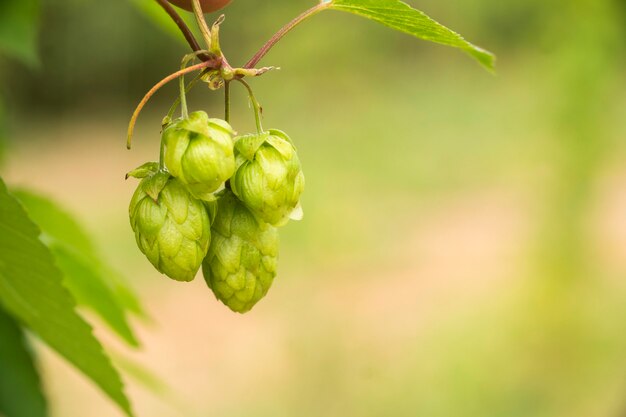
179 68 189 119
127 60 215 149
166 50 210 122
167 74 201 122
159 138 166 170
237 79 263 134
178 52 204 119
224 81 231 123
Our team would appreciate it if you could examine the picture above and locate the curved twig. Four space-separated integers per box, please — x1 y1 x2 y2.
244 2 331 69
127 60 219 149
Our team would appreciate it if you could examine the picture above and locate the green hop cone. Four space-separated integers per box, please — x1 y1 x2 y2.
230 129 305 226
128 162 211 282
202 189 279 313
163 111 235 200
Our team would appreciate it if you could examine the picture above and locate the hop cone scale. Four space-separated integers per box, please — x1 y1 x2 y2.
230 129 304 226
128 163 211 282
163 111 235 200
203 190 279 313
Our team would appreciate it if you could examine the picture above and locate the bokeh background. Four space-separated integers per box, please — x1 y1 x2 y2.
2 0 626 416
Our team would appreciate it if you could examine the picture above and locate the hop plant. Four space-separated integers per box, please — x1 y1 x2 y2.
230 129 305 226
128 162 211 282
163 111 235 201
202 189 279 313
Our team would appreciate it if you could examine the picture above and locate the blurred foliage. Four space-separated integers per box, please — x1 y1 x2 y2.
0 97 5 165
0 0 498 113
0 0 40 67
0 307 46 417
1 0 626 417
0 2 146 411
0 180 132 416
0 0 40 165
13 189 144 347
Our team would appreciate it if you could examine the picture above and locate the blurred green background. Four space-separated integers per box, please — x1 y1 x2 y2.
2 0 626 416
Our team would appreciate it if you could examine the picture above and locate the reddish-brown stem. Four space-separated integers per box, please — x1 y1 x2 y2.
244 2 331 69
154 0 212 61
154 0 331 71
127 60 219 149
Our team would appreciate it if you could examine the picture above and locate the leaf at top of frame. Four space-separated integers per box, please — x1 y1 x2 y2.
329 0 495 70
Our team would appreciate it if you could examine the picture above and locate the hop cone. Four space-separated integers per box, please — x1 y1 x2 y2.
128 163 211 282
163 111 235 200
202 190 279 313
230 129 305 226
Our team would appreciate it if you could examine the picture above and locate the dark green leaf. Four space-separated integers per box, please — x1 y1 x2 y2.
13 189 146 344
0 0 40 67
0 178 133 417
329 0 495 70
0 306 47 417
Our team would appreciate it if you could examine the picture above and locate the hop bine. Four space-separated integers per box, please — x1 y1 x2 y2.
230 129 305 226
163 111 236 201
203 189 279 313
128 162 211 282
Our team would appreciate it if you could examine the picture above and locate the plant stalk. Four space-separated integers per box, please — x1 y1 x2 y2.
191 0 213 49
159 138 166 170
224 81 231 123
154 0 211 61
244 2 332 69
178 51 207 119
127 60 217 149
166 75 201 121
237 79 263 134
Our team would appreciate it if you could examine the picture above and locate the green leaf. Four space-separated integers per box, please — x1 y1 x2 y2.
0 0 40 67
0 178 133 417
11 190 95 258
50 245 140 347
13 189 146 344
0 306 47 417
328 0 495 70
